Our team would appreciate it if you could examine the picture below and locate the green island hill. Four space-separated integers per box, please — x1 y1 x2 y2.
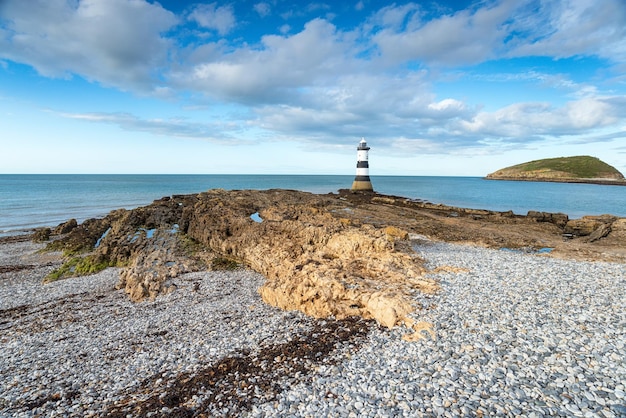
486 156 626 185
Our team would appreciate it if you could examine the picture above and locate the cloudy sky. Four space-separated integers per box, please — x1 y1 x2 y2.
1 0 625 175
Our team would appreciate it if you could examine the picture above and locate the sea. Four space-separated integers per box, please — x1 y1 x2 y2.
1 174 625 237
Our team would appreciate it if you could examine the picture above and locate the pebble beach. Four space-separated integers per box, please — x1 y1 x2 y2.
1 237 625 417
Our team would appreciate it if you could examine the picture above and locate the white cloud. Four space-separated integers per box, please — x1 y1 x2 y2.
59 111 254 144
2 0 626 162
0 0 177 91
306 3 331 13
368 3 421 31
254 2 271 18
250 72 478 145
427 99 467 114
188 3 236 35
368 0 626 67
461 96 623 139
371 1 515 66
507 0 626 62
170 18 356 103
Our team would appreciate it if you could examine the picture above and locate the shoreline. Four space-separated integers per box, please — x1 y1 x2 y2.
2 189 626 415
3 177 626 237
4 187 626 265
1 235 625 416
484 176 626 186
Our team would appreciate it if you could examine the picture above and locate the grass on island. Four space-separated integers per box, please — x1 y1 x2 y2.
508 156 622 178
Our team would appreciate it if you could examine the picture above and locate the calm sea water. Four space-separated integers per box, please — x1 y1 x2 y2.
1 174 625 236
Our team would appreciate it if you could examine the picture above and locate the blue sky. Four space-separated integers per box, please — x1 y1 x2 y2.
1 0 625 175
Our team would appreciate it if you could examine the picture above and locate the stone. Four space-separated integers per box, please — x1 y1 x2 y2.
586 223 611 243
609 219 626 240
564 219 604 237
31 227 51 242
527 211 569 228
54 218 78 235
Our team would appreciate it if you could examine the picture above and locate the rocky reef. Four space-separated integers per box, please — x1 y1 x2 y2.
41 188 626 337
43 190 439 339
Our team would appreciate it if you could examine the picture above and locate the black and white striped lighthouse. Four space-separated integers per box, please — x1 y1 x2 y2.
351 137 373 191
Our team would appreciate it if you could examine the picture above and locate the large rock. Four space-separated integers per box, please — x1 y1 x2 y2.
31 227 51 242
47 189 438 337
54 218 78 235
586 223 611 243
46 188 626 337
183 190 438 332
527 211 569 228
564 219 603 237
564 215 616 237
609 219 626 241
115 230 196 300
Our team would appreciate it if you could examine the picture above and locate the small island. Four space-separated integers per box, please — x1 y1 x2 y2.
486 155 626 185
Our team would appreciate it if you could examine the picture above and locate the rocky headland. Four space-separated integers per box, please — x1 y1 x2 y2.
486 156 626 185
2 189 625 416
30 188 626 325
32 188 626 317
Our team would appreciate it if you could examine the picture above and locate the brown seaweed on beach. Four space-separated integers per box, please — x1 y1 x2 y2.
104 316 375 417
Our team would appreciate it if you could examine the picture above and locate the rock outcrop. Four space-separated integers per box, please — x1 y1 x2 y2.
182 190 437 335
54 218 78 235
527 211 569 228
563 215 617 242
45 188 626 337
46 190 438 338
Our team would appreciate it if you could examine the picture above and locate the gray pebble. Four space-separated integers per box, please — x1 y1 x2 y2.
1 240 624 417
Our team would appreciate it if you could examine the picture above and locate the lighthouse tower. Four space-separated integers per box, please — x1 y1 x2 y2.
351 138 374 191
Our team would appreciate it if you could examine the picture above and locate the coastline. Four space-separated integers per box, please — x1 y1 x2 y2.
1 232 625 416
484 176 626 186
2 189 626 416
4 175 626 237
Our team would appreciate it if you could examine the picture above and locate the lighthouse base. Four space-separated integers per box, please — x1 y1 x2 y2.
351 180 374 191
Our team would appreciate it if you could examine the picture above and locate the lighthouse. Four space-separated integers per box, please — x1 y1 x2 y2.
351 137 374 191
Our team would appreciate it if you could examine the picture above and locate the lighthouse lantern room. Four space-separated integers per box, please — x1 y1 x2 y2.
351 138 374 191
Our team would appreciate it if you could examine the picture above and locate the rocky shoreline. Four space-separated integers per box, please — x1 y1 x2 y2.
1 189 626 416
1 238 379 417
1 235 625 417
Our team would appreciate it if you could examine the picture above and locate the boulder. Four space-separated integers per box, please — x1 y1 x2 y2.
527 211 569 228
54 218 78 235
611 219 626 231
564 215 619 237
32 227 51 242
586 223 611 243
564 219 604 237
